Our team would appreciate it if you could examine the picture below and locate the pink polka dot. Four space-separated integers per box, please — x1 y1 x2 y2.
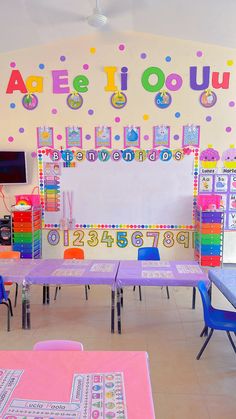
118 44 125 51
51 108 58 114
144 135 149 140
83 64 89 70
10 61 16 68
8 136 14 142
31 152 37 158
115 117 120 123
196 51 203 57
57 134 62 140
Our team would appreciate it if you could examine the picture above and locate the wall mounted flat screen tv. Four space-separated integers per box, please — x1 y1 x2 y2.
0 151 27 184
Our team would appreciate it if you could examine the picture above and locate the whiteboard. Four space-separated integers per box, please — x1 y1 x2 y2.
42 154 195 227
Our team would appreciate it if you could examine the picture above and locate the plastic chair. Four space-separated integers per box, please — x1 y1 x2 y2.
0 251 20 307
134 247 170 301
0 276 13 331
54 248 89 300
196 281 236 359
33 339 83 351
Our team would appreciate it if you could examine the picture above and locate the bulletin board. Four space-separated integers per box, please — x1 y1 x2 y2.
38 148 198 229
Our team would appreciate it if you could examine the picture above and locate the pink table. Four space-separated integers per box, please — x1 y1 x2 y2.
116 260 210 333
0 350 155 419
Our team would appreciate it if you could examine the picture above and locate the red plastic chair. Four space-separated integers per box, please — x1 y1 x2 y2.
54 248 88 300
0 251 20 307
33 339 83 351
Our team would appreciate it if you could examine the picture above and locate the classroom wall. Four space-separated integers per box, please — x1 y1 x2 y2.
0 32 236 261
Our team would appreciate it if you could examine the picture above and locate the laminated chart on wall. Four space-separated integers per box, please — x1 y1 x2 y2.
70 372 127 419
38 148 198 229
198 173 236 230
43 162 61 212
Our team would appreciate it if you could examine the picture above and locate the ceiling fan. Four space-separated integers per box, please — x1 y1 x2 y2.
87 0 108 28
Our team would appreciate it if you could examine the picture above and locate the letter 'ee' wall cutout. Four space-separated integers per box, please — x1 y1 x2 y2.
38 148 199 230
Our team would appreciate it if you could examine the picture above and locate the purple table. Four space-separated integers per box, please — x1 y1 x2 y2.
25 259 120 332
209 268 236 309
116 260 210 333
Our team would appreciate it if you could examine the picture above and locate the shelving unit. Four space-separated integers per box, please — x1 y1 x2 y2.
194 206 224 267
12 207 42 259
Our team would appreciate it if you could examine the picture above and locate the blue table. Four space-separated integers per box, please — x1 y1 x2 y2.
209 268 236 309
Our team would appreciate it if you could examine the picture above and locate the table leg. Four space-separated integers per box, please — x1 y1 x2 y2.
117 288 121 334
43 285 46 305
46 285 50 305
192 287 196 309
22 281 31 330
111 290 115 333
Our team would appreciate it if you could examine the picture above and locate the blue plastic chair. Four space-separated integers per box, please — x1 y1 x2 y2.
0 276 13 332
134 247 170 301
196 281 236 359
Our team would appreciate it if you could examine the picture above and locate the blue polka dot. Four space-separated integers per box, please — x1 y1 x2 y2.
141 225 144 228
165 56 171 62
194 172 198 176
39 63 45 69
83 224 86 228
175 112 181 118
171 225 174 228
114 135 120 141
10 103 16 108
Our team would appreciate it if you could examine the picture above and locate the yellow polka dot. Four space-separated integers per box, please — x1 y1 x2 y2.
143 114 149 120
227 60 234 66
90 47 96 54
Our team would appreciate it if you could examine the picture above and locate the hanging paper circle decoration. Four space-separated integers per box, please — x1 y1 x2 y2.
22 93 38 110
155 91 172 109
111 91 127 109
67 93 83 110
199 90 217 108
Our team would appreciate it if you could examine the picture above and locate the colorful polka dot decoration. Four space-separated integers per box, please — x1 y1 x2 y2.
43 223 195 230
51 108 58 114
57 134 62 140
83 64 89 70
31 152 37 158
118 44 125 51
143 114 149 120
165 56 171 62
175 112 181 118
39 63 45 69
19 128 24 133
196 51 203 57
229 101 235 107
143 135 149 140
206 116 212 122
88 109 94 115
226 126 232 133
173 134 179 140
90 47 96 54
8 136 14 142
115 117 120 123
60 55 66 62
140 53 147 59
85 134 91 140
10 103 16 109
10 62 16 68
114 135 120 141
227 60 234 66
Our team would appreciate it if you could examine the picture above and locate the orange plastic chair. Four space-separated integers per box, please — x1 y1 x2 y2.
0 251 20 307
54 248 88 300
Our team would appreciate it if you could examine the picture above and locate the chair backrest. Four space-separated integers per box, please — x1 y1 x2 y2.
0 251 20 259
64 248 84 260
0 276 8 302
138 247 160 261
197 281 212 325
33 340 83 351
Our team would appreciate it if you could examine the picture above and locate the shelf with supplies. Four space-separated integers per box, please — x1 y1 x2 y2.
11 206 42 259
194 206 224 267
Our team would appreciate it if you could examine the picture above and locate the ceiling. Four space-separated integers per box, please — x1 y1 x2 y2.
1 0 235 53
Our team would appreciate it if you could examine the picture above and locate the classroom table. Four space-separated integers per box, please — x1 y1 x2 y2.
209 268 236 309
25 259 120 333
116 260 210 333
0 350 155 418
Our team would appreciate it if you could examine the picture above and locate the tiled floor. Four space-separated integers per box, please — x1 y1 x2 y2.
0 284 235 418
